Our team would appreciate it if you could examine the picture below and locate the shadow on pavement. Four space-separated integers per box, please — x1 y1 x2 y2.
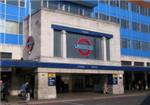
140 95 150 105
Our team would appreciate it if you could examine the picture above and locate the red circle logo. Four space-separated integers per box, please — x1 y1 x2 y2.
75 37 93 57
26 36 34 53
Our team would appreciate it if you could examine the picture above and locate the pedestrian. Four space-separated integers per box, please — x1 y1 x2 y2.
103 81 108 94
25 82 31 102
138 80 142 90
2 81 9 102
18 83 26 99
0 80 4 100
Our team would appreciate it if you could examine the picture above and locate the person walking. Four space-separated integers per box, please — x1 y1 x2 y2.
0 80 4 100
2 81 9 102
25 82 31 102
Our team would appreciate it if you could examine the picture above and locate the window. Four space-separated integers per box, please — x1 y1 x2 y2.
31 0 41 12
140 6 148 16
148 8 150 16
131 3 139 13
99 0 109 4
120 19 129 28
132 22 140 32
134 62 144 67
6 21 19 34
120 1 128 10
110 0 119 7
0 52 12 59
54 30 62 57
141 42 149 51
141 24 148 33
78 8 84 16
0 19 5 33
133 40 142 50
121 38 131 48
48 1 58 10
98 13 109 21
70 5 78 14
42 0 47 8
19 22 23 34
110 16 119 23
121 61 132 66
6 0 18 6
106 38 110 61
147 63 150 67
20 0 25 7
0 0 4 3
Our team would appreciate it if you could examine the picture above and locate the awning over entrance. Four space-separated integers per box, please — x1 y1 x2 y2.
0 60 150 72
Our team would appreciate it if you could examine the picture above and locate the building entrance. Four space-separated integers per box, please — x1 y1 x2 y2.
56 73 108 94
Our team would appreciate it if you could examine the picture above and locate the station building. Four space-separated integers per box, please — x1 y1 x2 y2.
0 0 150 99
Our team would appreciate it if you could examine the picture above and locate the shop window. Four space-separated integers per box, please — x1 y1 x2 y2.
6 21 19 34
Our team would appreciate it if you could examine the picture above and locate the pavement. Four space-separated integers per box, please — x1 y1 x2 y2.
1 90 150 105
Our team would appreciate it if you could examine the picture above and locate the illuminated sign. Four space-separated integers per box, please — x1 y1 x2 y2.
75 37 93 57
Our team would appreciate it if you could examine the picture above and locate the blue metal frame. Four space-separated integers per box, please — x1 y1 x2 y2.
94 2 150 58
51 24 113 38
0 33 23 45
0 60 150 72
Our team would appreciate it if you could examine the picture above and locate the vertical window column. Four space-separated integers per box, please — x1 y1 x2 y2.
61 30 67 58
102 37 107 61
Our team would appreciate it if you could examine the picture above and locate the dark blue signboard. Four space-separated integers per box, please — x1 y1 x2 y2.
48 77 56 86
48 73 56 86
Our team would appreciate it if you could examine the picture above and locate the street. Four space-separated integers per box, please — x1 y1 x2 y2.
28 93 150 105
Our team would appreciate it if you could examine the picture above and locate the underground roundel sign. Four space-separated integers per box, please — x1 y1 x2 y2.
75 37 93 57
26 36 34 53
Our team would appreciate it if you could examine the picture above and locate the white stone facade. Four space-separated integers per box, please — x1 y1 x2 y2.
23 9 124 99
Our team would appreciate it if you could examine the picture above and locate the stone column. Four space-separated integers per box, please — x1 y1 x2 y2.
102 37 107 61
114 74 124 94
34 68 56 99
108 73 124 94
61 30 67 58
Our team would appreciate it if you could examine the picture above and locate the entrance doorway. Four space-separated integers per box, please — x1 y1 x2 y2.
56 73 108 93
